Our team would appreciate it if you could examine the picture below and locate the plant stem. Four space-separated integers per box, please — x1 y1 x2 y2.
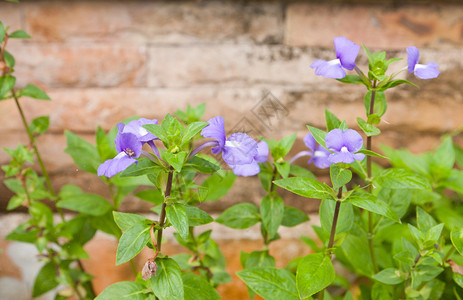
366 87 379 273
327 188 343 254
156 169 174 252
12 90 56 198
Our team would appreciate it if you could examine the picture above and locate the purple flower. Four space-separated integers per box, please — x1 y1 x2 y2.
289 133 331 168
201 116 268 176
118 118 158 143
407 46 440 79
231 140 269 177
310 37 360 79
325 129 365 164
97 132 142 177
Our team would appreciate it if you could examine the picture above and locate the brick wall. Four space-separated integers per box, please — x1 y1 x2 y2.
0 1 462 298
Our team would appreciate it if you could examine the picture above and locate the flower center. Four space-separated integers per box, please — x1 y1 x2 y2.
340 146 349 153
328 58 341 66
414 63 425 71
125 148 135 157
225 140 241 148
314 150 327 157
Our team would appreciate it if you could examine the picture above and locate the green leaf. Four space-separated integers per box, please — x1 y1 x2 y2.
95 281 146 300
174 103 206 124
375 168 431 190
57 193 112 216
163 151 187 173
30 116 49 136
378 79 418 91
185 156 219 174
166 204 189 240
116 223 150 265
19 84 50 100
96 126 117 161
451 227 463 255
275 161 291 178
144 124 167 144
201 171 236 201
9 30 31 39
289 165 316 179
64 130 100 174
216 203 260 229
346 191 400 223
120 157 162 177
336 74 364 85
135 189 164 205
325 109 341 131
281 206 309 227
244 250 276 269
260 194 284 238
237 267 298 300
277 133 297 158
330 164 352 189
181 121 208 146
185 205 213 226
307 126 327 149
32 262 59 297
4 50 15 68
430 136 455 180
296 253 335 299
357 117 381 136
357 149 388 159
0 75 15 98
7 194 26 210
372 268 405 285
183 273 220 300
151 257 184 300
416 207 437 232
364 91 387 117
274 177 334 200
113 211 149 231
341 233 375 276
320 200 354 235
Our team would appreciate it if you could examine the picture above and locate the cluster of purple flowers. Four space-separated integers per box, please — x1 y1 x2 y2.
310 37 439 80
97 116 269 178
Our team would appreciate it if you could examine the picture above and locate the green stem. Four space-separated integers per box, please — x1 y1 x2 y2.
156 169 174 252
327 188 343 254
12 90 56 198
366 86 379 273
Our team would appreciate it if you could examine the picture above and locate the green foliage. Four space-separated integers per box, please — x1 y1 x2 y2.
216 203 260 229
151 258 184 300
296 253 335 298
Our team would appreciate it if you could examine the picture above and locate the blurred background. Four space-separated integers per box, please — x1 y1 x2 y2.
1 0 462 298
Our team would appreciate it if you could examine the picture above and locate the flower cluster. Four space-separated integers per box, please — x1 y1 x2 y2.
311 37 439 80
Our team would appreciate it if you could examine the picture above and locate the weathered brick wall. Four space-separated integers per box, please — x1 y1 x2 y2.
0 1 462 298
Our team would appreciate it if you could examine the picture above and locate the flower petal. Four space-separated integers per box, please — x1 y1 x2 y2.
255 141 269 163
334 37 360 71
325 129 344 152
312 147 332 169
201 116 226 154
115 132 142 157
353 153 366 162
97 159 113 176
223 133 257 165
328 152 355 164
303 133 316 152
414 62 440 79
123 118 158 142
342 129 364 153
231 160 260 177
311 59 346 79
407 46 419 73
105 155 137 177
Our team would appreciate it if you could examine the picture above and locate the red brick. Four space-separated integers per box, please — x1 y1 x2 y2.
24 2 282 44
9 43 147 88
285 3 463 49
